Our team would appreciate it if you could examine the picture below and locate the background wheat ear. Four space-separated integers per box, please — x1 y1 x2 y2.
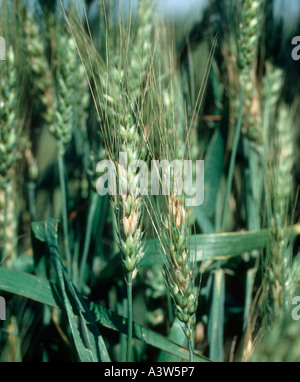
262 102 295 318
143 35 201 361
163 194 199 356
24 10 55 126
0 21 23 265
73 0 155 361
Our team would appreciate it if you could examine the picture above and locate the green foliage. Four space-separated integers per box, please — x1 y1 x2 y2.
0 0 299 363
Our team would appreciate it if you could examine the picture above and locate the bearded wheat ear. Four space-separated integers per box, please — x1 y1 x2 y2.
237 0 265 147
24 12 55 126
94 0 154 361
48 29 89 276
117 1 153 361
264 103 295 317
225 0 265 159
260 61 295 321
60 0 152 360
262 62 284 140
147 41 200 360
99 3 153 284
221 0 264 232
162 134 199 362
163 193 199 362
0 46 20 265
250 103 298 361
227 0 263 141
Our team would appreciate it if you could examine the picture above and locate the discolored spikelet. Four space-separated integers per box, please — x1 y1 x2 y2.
163 193 198 340
99 0 154 284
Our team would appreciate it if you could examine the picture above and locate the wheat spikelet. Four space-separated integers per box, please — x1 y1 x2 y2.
265 103 295 315
237 0 265 146
162 193 198 340
237 0 263 76
0 181 17 265
148 18 199 344
263 62 284 111
102 0 153 284
0 46 20 264
0 47 18 183
24 12 54 126
49 34 75 149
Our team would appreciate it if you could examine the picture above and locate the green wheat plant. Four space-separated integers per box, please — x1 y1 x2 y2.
0 0 300 363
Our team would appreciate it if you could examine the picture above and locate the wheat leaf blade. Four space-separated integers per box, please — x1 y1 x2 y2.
0 267 209 362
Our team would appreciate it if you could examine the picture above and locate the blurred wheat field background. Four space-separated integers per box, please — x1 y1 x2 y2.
0 0 300 362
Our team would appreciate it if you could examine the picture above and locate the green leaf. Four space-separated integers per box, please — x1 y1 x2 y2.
0 268 60 307
143 229 269 267
157 318 187 362
0 267 209 362
201 127 225 218
9 253 34 273
31 218 110 362
89 303 208 362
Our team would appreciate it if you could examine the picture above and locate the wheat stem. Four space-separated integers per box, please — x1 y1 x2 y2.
221 80 245 232
79 192 98 290
188 337 194 362
1 181 8 263
167 293 174 324
120 286 128 362
27 182 37 221
58 149 72 275
126 282 133 362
